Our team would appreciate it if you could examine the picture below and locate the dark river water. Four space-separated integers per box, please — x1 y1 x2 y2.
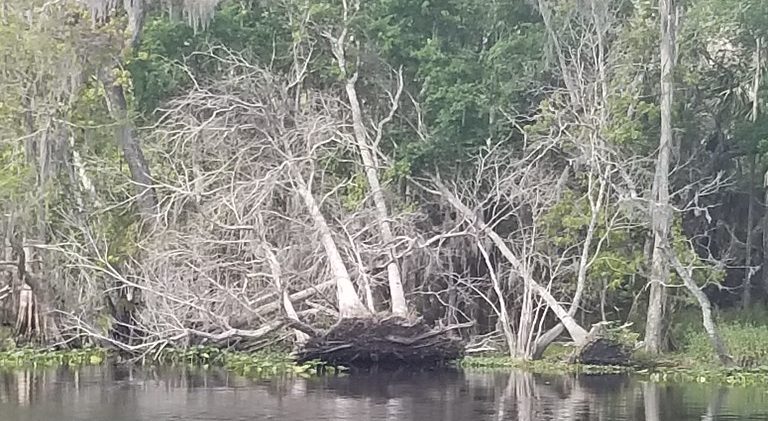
0 365 766 420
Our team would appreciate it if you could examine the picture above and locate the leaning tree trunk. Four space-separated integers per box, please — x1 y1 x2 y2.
263 245 309 345
665 246 734 367
533 171 606 359
645 0 676 354
344 77 407 316
100 0 157 220
478 242 517 357
328 8 407 316
437 181 589 346
101 74 157 219
293 172 368 318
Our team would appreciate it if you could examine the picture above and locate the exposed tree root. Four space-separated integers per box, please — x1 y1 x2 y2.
295 316 471 368
570 325 632 366
573 337 632 366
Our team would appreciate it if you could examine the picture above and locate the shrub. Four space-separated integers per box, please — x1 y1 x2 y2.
682 322 768 368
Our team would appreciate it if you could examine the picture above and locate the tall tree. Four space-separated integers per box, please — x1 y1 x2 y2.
645 0 676 353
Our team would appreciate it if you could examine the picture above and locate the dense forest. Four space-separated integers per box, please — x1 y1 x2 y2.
1 0 768 365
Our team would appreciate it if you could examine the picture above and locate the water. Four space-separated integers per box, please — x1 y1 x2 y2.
0 365 766 420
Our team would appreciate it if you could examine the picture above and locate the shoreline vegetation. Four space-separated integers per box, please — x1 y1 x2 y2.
2 339 767 387
4 0 768 383
1 309 767 386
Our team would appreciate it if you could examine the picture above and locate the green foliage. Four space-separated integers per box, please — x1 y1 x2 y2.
540 191 591 247
460 354 632 375
681 322 768 369
154 346 328 377
0 348 106 368
602 322 642 349
342 173 368 211
540 188 646 321
358 0 545 174
129 0 291 117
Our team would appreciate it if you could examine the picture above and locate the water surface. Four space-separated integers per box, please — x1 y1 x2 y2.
0 365 766 420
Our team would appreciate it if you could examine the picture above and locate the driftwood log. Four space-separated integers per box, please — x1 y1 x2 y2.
295 316 472 368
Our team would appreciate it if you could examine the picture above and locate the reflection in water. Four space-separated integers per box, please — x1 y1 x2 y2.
0 365 765 420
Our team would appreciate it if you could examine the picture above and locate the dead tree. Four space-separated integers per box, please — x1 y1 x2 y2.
323 0 408 316
645 0 676 354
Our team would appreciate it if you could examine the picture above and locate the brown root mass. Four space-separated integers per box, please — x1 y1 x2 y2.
295 316 468 368
573 337 632 366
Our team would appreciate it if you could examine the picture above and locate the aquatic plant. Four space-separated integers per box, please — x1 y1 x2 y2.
152 346 332 377
0 348 106 368
459 355 631 375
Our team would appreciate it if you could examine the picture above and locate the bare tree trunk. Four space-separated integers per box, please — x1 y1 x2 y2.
744 154 756 308
478 242 516 357
101 74 157 219
14 242 64 345
437 181 589 345
516 276 535 358
263 246 309 345
746 36 761 307
665 247 734 366
344 77 407 316
294 173 367 318
763 165 768 296
328 3 407 316
533 171 606 358
645 0 676 354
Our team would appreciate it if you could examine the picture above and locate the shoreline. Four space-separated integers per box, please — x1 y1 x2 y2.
0 347 766 386
461 354 768 386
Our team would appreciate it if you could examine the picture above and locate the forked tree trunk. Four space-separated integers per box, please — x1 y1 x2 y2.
294 173 367 318
533 171 606 358
645 0 676 354
344 77 407 316
437 181 589 346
